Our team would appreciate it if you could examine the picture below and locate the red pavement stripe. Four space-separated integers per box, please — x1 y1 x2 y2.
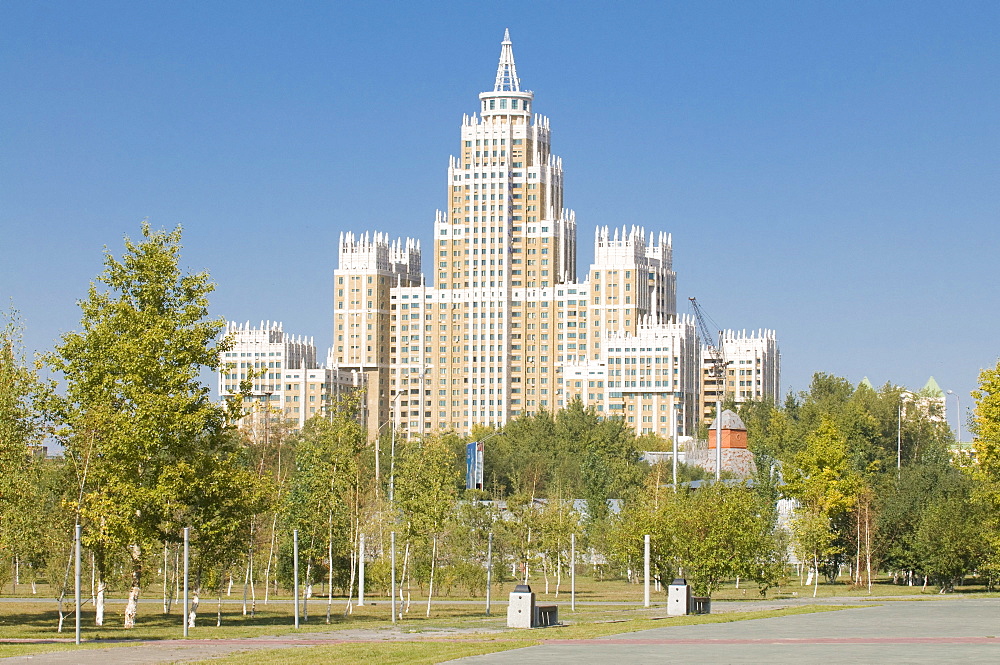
555 637 1000 645
7 636 998 648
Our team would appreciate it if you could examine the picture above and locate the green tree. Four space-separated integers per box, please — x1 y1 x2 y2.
281 397 366 622
0 307 47 590
783 416 858 595
612 480 781 598
394 433 459 615
914 477 984 592
49 223 245 628
970 360 1000 584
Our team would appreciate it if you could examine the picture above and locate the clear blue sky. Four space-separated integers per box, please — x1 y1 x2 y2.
3 1 997 435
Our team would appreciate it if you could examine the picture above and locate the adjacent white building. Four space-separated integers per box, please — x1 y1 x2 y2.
219 321 365 430
700 328 780 421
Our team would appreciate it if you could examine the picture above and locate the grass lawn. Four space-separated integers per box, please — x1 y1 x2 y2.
188 641 540 665
0 642 136 659
0 573 990 661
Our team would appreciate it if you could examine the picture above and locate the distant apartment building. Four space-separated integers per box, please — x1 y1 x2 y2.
218 321 365 430
700 329 780 422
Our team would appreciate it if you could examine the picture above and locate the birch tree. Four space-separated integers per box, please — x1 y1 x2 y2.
0 307 44 572
394 433 459 616
971 360 1000 586
49 223 236 629
282 397 365 621
783 417 858 594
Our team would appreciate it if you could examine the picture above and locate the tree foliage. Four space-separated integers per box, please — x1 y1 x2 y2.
48 223 259 627
610 479 782 597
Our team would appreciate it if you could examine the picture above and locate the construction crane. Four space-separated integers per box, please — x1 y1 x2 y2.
688 297 727 383
688 297 728 481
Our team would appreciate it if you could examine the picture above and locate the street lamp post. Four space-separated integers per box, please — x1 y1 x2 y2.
388 390 405 504
390 417 397 504
374 391 405 500
672 399 679 491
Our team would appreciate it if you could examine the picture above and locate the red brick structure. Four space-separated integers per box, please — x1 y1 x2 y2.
707 409 748 449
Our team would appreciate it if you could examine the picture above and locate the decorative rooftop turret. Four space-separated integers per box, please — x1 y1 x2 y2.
494 28 520 92
479 29 534 119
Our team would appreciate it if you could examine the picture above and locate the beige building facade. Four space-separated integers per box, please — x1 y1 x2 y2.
325 32 708 438
699 328 780 422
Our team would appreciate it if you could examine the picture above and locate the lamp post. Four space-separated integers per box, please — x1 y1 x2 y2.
388 390 405 504
373 391 405 500
715 399 722 481
672 399 679 491
946 389 962 445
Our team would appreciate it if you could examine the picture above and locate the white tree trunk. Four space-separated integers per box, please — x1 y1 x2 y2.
123 544 142 629
855 514 862 585
401 542 410 616
426 536 437 618
173 552 180 608
95 578 106 626
123 583 140 628
865 505 873 594
343 536 355 617
304 560 312 623
163 543 171 614
524 528 531 584
249 553 256 617
242 557 251 616
555 552 561 598
188 588 200 627
263 514 277 605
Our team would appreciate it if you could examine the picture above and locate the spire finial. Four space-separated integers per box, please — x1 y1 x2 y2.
494 29 520 92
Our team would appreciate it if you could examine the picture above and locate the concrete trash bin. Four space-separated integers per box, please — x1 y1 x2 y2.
667 578 691 616
507 584 535 628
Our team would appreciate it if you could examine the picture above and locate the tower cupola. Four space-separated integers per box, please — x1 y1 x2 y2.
479 29 533 119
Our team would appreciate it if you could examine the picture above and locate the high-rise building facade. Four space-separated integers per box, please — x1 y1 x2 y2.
328 31 706 440
699 328 780 421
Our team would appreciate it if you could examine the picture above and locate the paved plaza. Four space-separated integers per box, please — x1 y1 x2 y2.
2 598 998 664
457 598 1000 664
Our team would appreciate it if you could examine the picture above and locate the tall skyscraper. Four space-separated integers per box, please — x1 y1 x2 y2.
330 31 707 440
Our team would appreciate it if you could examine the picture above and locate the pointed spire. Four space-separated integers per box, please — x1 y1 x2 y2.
494 29 520 92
